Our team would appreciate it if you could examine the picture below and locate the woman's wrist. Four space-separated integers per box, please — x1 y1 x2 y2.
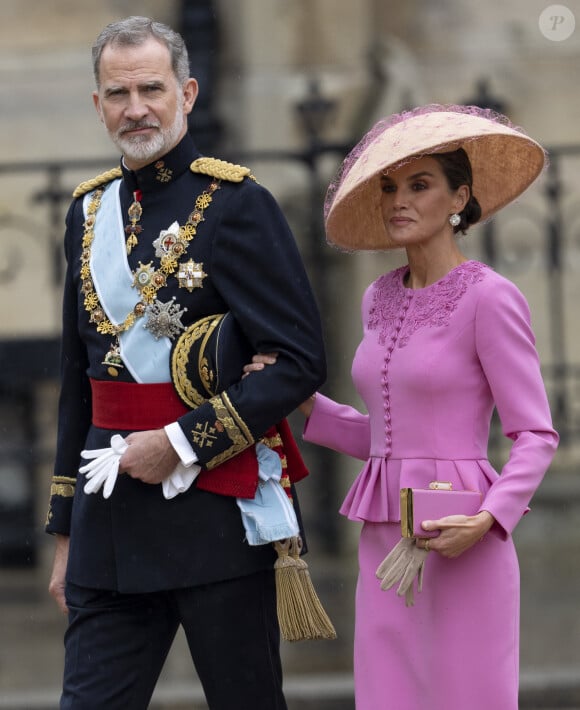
476 510 495 536
299 393 316 419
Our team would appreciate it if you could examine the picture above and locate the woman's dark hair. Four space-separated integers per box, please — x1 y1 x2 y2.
431 148 482 234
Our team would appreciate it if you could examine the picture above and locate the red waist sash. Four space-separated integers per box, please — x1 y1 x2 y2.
89 379 308 498
90 379 188 430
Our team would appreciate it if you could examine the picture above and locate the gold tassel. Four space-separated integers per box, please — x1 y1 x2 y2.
274 538 309 641
290 537 337 640
273 537 337 642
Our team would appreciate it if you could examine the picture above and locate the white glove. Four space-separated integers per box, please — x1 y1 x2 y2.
375 537 429 606
80 434 126 498
80 434 199 499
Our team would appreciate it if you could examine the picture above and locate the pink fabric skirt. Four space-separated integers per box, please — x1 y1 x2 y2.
354 522 520 710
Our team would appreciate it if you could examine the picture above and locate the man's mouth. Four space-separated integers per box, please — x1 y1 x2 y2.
120 123 159 137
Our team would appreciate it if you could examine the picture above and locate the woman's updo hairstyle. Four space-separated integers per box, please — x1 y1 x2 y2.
432 148 482 234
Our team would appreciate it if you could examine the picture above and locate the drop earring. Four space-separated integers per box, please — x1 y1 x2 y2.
449 213 461 227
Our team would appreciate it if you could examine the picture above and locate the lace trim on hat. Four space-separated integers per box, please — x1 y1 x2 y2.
368 260 487 347
324 103 533 223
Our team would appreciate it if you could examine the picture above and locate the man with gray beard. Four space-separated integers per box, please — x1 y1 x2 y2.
46 15 326 710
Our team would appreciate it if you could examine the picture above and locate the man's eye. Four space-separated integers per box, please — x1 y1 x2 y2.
106 89 126 99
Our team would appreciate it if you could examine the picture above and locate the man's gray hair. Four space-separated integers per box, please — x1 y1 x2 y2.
92 16 190 87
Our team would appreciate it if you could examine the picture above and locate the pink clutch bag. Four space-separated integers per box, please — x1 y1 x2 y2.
400 482 482 538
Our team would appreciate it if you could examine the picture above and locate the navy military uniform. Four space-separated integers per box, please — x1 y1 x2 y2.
46 134 326 709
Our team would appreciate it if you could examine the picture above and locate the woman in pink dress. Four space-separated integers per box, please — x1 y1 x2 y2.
247 105 558 709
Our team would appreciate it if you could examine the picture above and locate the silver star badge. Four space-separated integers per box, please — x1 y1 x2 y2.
144 298 187 340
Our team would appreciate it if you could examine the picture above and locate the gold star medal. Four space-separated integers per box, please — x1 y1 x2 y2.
132 261 165 303
133 261 155 289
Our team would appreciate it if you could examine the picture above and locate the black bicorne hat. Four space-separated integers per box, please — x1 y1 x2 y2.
170 312 254 409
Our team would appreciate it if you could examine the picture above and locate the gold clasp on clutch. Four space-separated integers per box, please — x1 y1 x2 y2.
428 481 453 490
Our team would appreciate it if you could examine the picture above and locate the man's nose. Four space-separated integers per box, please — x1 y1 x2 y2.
125 92 149 121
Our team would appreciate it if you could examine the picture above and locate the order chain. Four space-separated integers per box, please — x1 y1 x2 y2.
80 178 221 338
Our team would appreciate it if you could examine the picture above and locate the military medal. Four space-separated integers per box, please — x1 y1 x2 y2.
145 298 187 340
101 339 124 377
177 259 207 291
81 178 221 377
132 261 156 290
125 191 143 254
153 221 181 258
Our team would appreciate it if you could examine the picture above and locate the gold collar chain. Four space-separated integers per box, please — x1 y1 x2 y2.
80 178 221 338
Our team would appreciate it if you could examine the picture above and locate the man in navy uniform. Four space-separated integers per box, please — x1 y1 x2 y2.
46 15 326 710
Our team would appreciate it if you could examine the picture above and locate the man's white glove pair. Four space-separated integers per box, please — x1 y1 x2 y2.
79 434 199 500
375 537 430 607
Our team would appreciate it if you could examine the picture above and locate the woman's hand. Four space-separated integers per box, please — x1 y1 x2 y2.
242 353 316 418
242 353 278 377
417 510 495 558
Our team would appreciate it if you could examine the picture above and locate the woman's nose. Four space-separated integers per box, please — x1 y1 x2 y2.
392 190 408 209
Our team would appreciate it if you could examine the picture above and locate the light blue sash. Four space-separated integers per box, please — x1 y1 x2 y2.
236 444 300 545
85 181 171 383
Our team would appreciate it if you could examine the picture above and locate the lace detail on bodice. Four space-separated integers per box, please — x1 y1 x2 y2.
368 261 488 347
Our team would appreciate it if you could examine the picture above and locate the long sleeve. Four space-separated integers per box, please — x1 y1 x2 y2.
303 393 370 461
175 181 326 469
46 201 93 535
475 277 559 534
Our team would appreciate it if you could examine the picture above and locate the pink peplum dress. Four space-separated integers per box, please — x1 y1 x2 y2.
303 260 558 710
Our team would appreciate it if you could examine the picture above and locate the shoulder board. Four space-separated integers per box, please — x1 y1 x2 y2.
72 167 123 198
190 157 255 183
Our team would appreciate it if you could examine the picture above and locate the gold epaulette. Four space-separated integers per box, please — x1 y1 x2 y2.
190 157 255 183
72 167 123 198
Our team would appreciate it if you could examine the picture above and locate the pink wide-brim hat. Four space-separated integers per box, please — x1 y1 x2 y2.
324 104 547 251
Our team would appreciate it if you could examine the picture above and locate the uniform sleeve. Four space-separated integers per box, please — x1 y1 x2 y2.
176 181 327 469
302 393 370 461
475 277 558 535
45 200 93 535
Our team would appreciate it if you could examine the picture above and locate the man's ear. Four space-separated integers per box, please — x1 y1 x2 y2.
92 91 104 123
183 78 199 115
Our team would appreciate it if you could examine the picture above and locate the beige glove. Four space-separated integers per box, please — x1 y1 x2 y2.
375 537 429 606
